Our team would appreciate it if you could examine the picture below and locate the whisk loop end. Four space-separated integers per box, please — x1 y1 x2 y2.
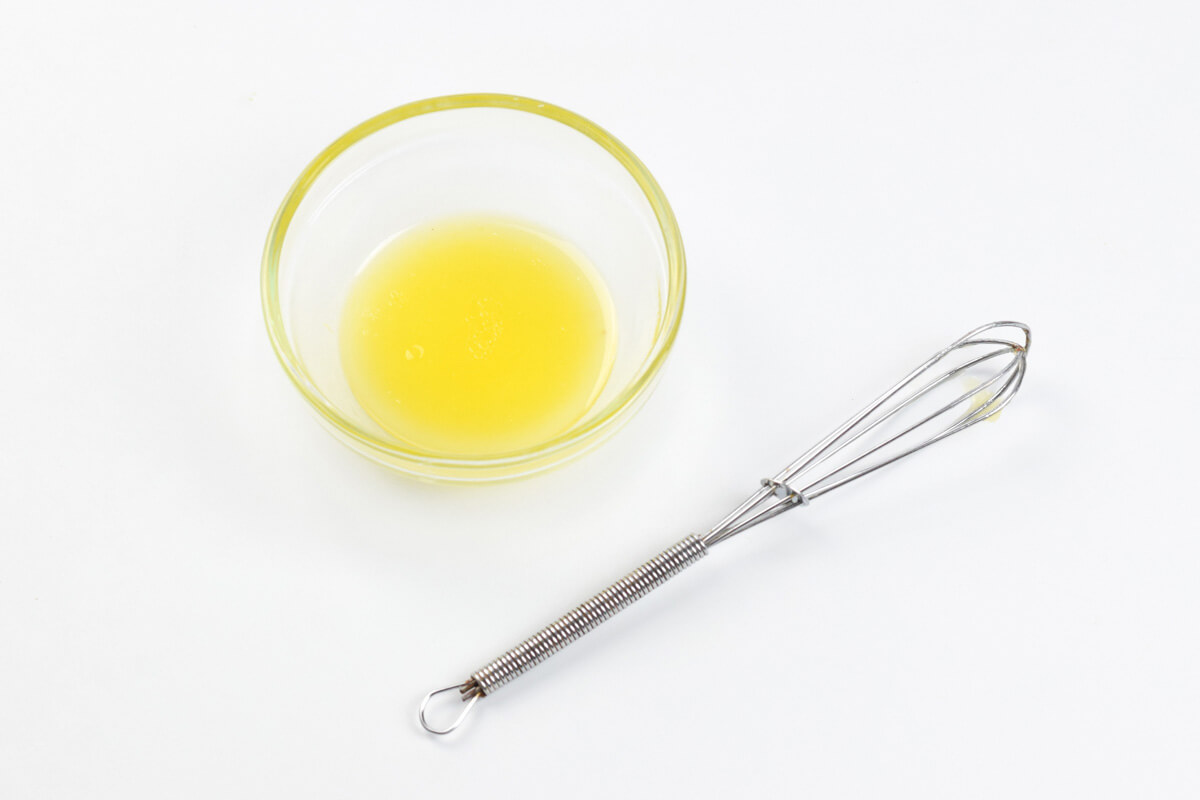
419 682 480 735
418 321 1030 734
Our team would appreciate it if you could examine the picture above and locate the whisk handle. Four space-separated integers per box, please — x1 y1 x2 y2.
420 534 709 733
468 534 709 696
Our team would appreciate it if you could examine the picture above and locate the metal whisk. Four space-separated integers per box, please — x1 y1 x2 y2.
419 321 1031 734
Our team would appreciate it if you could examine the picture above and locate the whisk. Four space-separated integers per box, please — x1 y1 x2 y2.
419 321 1031 734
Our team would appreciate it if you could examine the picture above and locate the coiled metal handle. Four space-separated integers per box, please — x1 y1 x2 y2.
471 535 708 694
420 535 708 734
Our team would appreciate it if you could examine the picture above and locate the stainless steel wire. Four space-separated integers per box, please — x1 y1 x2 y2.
464 536 707 698
419 321 1030 734
702 321 1029 546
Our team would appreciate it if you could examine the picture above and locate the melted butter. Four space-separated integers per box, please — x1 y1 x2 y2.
340 216 616 456
964 377 1001 422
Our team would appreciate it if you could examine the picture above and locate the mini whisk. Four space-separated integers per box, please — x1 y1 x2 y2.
419 321 1031 734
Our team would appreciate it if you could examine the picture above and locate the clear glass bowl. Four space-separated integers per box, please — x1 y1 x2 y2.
261 94 686 481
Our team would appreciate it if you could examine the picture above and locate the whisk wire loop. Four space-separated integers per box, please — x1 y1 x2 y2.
703 322 1029 546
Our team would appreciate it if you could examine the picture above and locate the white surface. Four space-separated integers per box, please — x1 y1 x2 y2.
2 1 1198 797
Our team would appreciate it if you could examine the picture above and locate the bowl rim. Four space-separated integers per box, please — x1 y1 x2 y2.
260 93 686 475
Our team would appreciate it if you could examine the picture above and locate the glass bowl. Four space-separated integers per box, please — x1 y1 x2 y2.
261 94 686 481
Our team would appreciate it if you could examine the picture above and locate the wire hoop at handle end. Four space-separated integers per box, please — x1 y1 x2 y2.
418 683 480 735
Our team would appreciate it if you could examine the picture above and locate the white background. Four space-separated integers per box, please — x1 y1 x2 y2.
2 1 1198 797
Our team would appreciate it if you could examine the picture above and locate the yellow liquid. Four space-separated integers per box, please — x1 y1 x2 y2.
340 216 616 457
